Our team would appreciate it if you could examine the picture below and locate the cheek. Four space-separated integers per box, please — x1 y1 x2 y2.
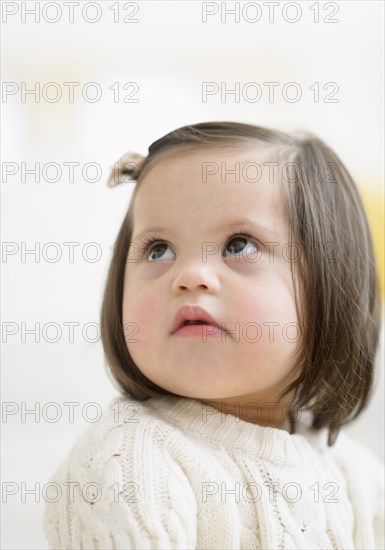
241 284 297 323
237 279 300 349
122 284 163 344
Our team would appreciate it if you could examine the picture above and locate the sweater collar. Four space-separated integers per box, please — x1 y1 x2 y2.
145 395 329 467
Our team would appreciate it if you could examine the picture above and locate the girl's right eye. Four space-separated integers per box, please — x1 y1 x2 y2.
141 238 175 261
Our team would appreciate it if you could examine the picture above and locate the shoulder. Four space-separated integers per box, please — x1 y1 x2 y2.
330 430 384 547
74 395 175 456
325 429 384 514
328 428 384 475
299 422 384 507
60 395 196 494
299 415 384 477
44 396 198 549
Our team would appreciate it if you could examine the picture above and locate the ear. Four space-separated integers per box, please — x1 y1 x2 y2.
107 151 145 187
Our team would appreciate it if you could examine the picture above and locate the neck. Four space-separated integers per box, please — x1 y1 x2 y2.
199 392 297 430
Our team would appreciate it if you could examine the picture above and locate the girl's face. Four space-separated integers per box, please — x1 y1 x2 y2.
122 147 302 425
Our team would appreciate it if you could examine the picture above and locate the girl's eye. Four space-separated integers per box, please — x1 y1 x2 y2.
224 234 259 257
141 238 175 261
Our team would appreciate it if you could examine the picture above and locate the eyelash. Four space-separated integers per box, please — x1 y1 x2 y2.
139 231 260 258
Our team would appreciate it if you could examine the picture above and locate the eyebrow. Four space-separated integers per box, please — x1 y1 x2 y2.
132 217 283 242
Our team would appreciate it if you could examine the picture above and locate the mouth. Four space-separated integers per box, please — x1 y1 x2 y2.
174 320 226 337
171 305 226 335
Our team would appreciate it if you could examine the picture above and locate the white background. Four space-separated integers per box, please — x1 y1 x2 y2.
1 1 384 548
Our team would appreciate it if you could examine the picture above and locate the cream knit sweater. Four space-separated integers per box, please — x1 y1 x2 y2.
44 395 384 549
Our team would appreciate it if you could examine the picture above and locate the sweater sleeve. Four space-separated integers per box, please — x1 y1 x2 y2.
43 414 198 549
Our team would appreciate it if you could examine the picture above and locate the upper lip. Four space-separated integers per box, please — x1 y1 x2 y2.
171 305 224 334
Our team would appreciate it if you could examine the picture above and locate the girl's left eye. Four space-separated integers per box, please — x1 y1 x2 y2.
224 234 259 256
140 233 259 261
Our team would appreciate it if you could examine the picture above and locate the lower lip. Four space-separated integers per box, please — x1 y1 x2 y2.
173 324 226 337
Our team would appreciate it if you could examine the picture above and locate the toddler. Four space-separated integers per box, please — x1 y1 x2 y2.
44 121 384 549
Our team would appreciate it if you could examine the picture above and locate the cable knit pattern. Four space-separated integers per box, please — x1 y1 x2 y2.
44 395 384 549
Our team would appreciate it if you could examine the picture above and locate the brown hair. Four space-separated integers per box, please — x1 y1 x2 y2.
100 121 381 446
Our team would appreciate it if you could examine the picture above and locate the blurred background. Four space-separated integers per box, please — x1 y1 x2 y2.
2 1 384 548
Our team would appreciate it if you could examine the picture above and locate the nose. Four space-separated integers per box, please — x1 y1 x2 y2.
171 260 221 294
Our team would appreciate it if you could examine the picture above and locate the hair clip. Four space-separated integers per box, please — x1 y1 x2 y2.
107 151 146 187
